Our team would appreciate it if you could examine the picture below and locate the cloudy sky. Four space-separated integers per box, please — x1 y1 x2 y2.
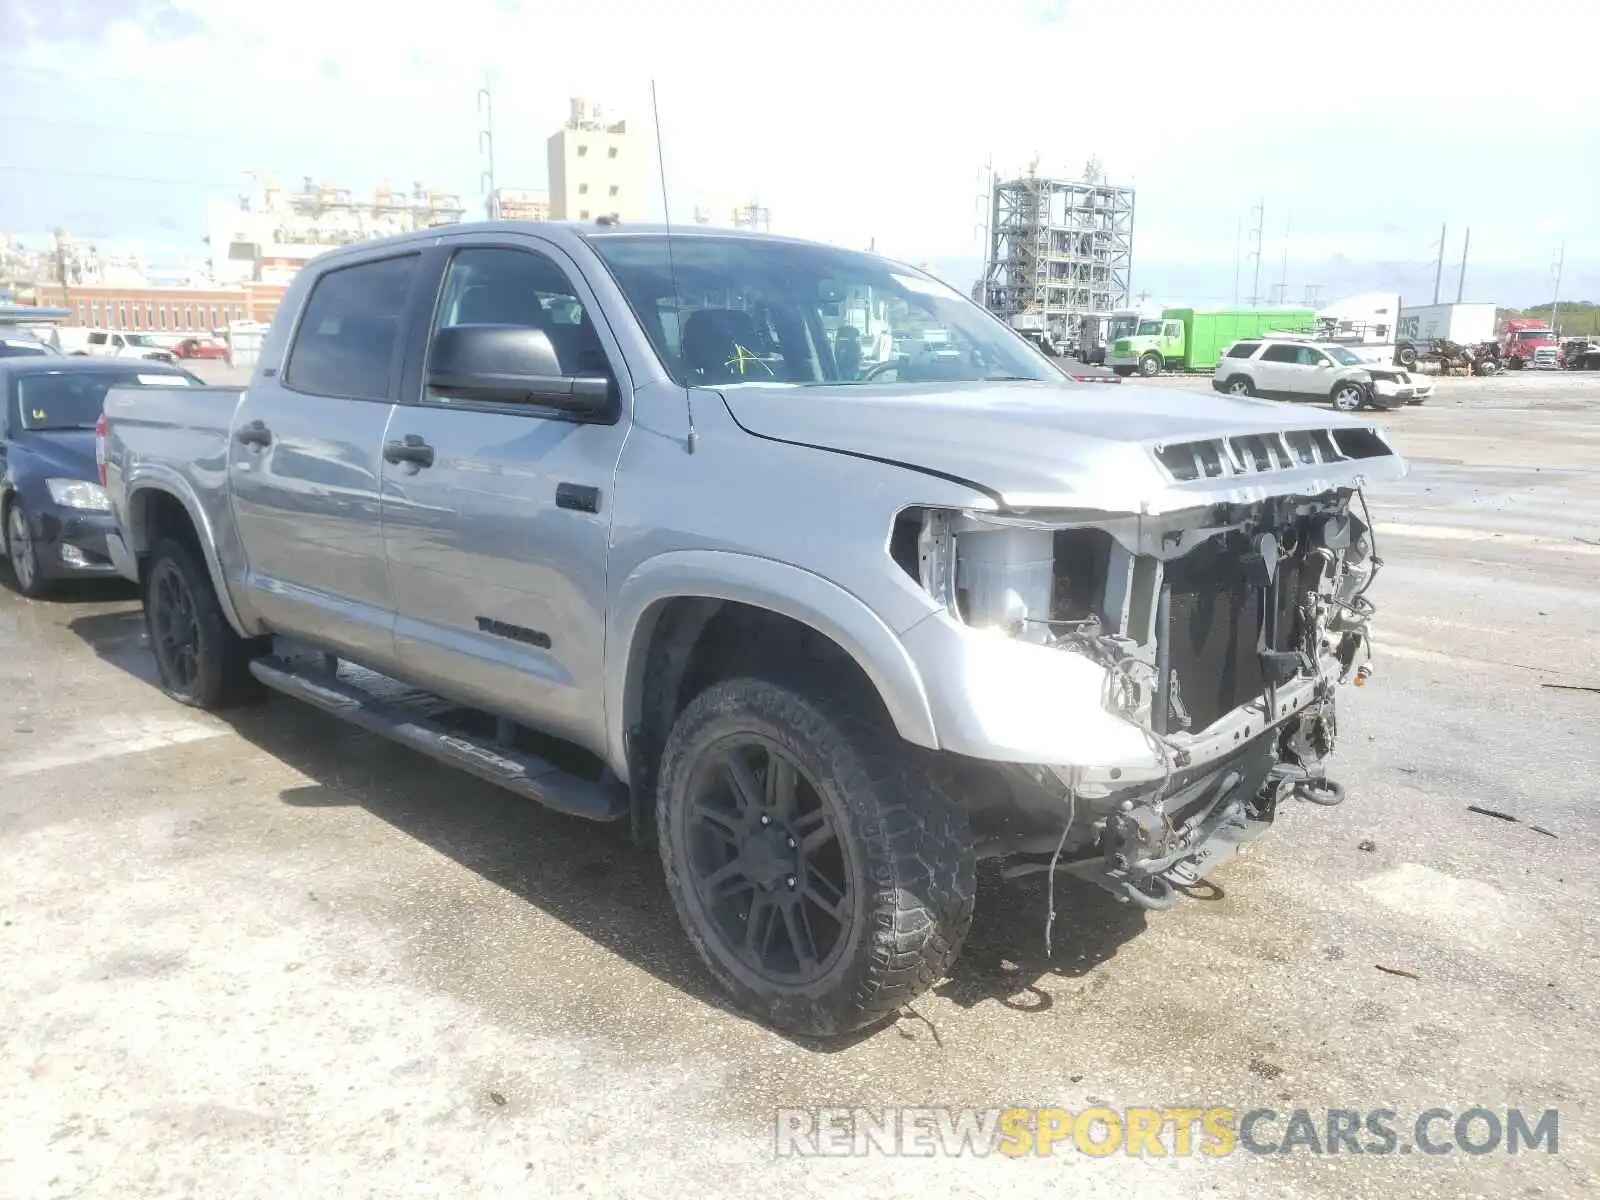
2 0 1597 307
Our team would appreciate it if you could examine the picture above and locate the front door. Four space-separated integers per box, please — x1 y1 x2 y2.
228 250 423 668
378 236 629 752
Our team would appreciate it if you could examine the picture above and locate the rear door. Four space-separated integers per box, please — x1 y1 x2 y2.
227 251 421 668
1253 343 1304 397
377 233 630 751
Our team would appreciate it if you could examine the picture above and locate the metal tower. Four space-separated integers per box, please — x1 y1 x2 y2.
982 167 1134 335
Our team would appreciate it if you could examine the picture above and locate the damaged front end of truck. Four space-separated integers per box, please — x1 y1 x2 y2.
898 422 1406 916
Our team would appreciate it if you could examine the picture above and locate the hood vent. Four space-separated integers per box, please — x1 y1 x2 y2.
1154 427 1394 482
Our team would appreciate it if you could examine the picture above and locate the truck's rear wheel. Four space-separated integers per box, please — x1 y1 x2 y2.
1138 353 1162 377
656 676 975 1036
144 537 265 709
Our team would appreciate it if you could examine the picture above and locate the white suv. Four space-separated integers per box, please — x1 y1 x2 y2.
1213 338 1432 412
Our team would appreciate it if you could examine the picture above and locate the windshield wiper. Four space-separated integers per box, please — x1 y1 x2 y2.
980 374 1041 382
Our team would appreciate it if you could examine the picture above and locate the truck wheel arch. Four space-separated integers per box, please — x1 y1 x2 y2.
608 551 941 797
122 477 252 639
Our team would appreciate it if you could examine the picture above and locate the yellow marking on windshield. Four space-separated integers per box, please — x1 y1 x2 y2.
725 343 774 377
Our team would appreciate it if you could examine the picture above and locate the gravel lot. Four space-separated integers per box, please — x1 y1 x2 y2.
2 367 1596 1198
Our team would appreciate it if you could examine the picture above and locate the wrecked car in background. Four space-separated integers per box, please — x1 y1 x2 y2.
99 222 1407 1036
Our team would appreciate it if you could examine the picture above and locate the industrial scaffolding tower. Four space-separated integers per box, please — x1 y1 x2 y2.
983 172 1135 335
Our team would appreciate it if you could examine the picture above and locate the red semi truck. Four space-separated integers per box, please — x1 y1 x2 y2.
1500 317 1560 370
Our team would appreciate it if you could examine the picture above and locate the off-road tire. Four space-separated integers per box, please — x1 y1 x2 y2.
143 536 266 708
657 676 975 1036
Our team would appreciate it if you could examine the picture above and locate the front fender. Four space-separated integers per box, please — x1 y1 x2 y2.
121 467 254 638
606 550 940 781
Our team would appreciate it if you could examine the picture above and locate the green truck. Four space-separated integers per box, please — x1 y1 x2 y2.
1107 306 1317 376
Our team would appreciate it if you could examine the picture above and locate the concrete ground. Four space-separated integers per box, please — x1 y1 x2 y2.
2 368 1597 1198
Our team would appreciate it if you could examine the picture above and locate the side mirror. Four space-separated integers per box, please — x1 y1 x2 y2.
427 324 612 416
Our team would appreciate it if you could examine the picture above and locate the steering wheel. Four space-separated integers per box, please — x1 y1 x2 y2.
862 360 902 382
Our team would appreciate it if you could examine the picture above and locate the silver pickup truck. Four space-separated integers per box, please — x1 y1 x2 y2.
99 222 1406 1035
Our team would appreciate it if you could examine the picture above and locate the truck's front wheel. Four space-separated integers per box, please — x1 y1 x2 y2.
143 537 266 709
656 676 975 1036
1138 353 1162 377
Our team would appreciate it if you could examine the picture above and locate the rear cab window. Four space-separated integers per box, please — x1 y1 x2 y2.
285 254 419 401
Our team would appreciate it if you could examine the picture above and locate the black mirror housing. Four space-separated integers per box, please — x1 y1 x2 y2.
427 324 612 416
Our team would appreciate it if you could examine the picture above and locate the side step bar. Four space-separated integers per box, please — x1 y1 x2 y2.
248 655 628 822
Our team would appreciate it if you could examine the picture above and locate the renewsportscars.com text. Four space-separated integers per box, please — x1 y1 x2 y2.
774 1106 1559 1158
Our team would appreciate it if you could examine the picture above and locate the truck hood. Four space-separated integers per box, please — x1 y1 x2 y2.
719 380 1408 514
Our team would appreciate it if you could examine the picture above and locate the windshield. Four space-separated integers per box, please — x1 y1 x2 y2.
122 333 159 347
1108 316 1139 339
16 369 198 430
589 235 1062 387
1516 330 1552 341
1326 347 1363 365
1136 320 1163 336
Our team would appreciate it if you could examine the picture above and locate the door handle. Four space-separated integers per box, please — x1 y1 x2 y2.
383 434 436 468
235 420 272 448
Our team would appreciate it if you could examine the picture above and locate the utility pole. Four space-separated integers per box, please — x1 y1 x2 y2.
52 229 71 311
1233 216 1242 306
1248 200 1265 306
1278 211 1290 306
1550 239 1565 332
1432 221 1446 304
477 75 497 220
1455 227 1470 303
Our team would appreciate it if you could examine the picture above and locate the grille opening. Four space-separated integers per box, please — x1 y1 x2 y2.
1051 527 1113 621
1331 428 1392 459
1157 443 1202 481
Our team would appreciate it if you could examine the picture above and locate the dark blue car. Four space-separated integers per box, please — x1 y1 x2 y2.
2 357 200 597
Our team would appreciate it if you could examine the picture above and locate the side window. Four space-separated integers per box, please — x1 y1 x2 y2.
88 331 107 346
1260 344 1299 363
285 254 418 401
428 246 612 398
1226 342 1259 359
1164 322 1182 339
1297 347 1327 366
111 334 126 348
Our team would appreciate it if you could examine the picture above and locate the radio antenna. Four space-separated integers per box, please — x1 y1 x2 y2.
650 80 696 454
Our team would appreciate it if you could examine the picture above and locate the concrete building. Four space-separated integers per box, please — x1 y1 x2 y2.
208 174 465 285
546 99 645 222
491 189 550 221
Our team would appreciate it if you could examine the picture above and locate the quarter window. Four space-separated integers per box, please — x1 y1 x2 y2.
286 254 418 400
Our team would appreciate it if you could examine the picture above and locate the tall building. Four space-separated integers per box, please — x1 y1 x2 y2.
546 99 645 222
208 174 465 285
